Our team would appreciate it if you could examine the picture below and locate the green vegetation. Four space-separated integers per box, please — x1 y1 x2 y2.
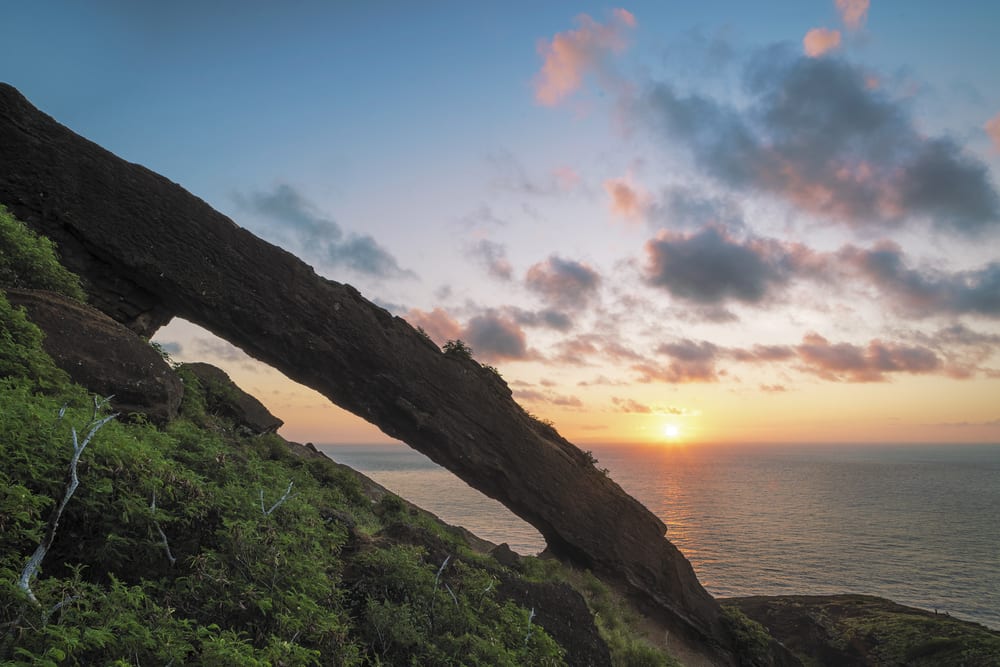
0 324 567 664
518 561 682 667
720 607 772 666
831 604 1000 666
0 205 85 300
442 339 474 360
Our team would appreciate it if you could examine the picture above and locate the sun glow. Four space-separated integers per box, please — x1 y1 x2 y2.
663 423 680 439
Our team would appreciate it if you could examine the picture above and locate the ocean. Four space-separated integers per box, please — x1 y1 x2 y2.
319 442 1000 630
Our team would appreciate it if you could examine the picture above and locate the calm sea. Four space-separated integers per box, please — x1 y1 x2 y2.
319 442 1000 630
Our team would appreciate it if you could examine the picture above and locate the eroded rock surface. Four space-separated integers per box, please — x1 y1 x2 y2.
0 82 757 663
5 288 182 422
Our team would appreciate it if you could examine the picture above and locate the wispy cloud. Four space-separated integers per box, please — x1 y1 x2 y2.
835 0 871 30
533 8 636 106
468 239 513 281
235 184 414 279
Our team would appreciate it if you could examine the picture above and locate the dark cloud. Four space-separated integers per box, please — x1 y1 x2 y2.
508 307 573 331
468 239 513 281
235 184 414 278
641 46 1000 235
464 313 529 361
794 332 941 382
525 255 602 309
643 226 804 304
839 242 1000 317
649 185 746 231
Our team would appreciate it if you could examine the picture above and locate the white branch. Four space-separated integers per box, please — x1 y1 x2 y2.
18 408 117 604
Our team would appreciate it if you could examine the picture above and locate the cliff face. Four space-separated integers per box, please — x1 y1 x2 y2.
0 82 748 662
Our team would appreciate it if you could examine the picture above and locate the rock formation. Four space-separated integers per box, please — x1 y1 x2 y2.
0 83 775 663
4 288 182 422
180 362 283 434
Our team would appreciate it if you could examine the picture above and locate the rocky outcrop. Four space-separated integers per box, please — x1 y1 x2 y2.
180 362 283 434
4 288 182 422
0 83 758 663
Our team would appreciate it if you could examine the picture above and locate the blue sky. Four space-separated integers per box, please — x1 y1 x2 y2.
4 1 1000 444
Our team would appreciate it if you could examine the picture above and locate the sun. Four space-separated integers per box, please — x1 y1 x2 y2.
663 423 680 439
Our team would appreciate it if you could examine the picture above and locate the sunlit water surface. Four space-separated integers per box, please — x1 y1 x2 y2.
320 442 1000 630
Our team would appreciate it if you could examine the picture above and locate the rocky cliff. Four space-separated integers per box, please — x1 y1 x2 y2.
0 82 777 664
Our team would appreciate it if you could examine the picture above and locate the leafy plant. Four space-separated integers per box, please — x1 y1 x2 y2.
443 338 474 359
0 205 85 300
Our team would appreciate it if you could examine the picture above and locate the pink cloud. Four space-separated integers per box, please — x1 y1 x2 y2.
405 307 463 345
553 166 582 190
986 112 1000 152
836 0 870 30
533 8 636 106
603 177 649 220
795 333 940 382
803 28 842 57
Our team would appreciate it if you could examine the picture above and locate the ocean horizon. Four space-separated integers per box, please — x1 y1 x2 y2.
320 441 1000 631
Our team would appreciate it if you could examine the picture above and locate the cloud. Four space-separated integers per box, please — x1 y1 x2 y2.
404 307 463 345
795 332 941 382
649 186 745 231
533 8 636 106
604 177 649 220
192 337 251 363
643 226 807 305
514 387 583 408
235 184 413 278
839 242 1000 317
803 28 841 57
553 333 644 365
464 313 529 361
633 339 721 383
525 255 602 309
509 307 574 331
986 112 1000 152
611 397 697 414
836 0 870 30
469 239 513 280
631 331 981 384
404 307 532 362
640 48 1000 235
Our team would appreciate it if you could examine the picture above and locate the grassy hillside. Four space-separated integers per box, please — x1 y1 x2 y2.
0 206 676 665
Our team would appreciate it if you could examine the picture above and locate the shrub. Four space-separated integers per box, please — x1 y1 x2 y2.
0 205 85 300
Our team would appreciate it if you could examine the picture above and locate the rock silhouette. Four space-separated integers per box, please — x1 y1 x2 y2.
5 288 182 422
0 83 769 663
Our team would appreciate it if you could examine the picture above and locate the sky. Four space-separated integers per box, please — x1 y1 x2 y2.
3 1 1000 446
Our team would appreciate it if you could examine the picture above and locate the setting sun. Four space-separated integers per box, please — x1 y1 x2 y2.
663 423 680 439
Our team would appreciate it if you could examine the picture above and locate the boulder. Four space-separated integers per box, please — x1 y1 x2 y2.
4 288 182 422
